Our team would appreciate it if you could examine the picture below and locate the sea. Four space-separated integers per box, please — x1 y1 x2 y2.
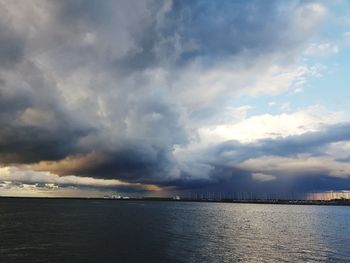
0 198 349 263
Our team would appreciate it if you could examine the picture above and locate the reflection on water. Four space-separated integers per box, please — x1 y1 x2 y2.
0 199 349 262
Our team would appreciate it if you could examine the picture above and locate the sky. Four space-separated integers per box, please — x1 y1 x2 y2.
0 0 350 197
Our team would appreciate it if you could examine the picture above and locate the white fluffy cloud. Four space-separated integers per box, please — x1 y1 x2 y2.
305 43 339 56
198 106 343 143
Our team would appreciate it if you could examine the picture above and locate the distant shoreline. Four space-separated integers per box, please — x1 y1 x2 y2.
0 196 349 206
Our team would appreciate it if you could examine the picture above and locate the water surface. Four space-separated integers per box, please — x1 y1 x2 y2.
0 198 349 262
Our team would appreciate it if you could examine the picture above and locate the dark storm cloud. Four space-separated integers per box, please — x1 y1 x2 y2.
255 123 350 157
115 0 301 72
0 0 345 194
0 24 25 68
176 173 350 197
164 0 284 57
160 124 350 191
336 156 350 163
68 146 173 182
158 163 350 196
212 123 350 163
0 61 93 163
0 123 90 164
163 160 350 196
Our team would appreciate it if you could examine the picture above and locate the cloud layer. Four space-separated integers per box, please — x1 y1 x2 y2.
0 0 349 196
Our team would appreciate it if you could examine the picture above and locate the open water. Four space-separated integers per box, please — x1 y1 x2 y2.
0 198 349 262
